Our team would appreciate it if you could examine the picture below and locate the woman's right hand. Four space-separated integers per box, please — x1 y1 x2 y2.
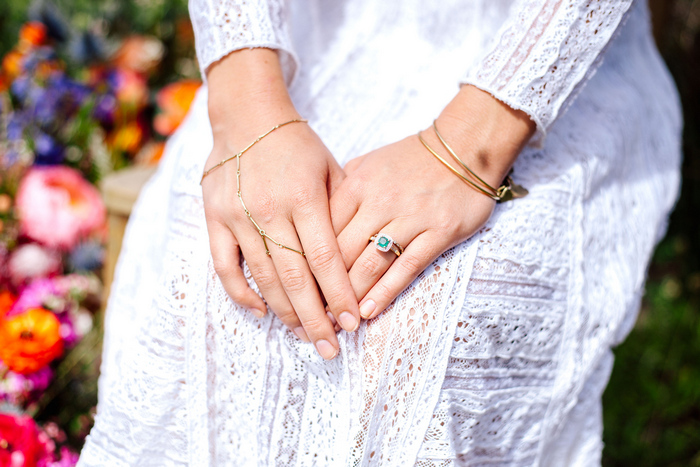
201 49 359 360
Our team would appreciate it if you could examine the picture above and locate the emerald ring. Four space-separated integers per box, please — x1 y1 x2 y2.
369 233 404 257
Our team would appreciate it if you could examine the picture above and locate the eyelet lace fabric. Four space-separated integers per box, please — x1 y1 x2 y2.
79 1 682 465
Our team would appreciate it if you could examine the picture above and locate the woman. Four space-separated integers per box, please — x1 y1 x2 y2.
79 0 681 465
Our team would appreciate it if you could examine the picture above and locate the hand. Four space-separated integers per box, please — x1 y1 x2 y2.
330 85 535 319
202 49 360 360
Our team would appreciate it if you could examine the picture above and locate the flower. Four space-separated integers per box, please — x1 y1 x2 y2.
68 240 104 272
19 22 48 49
10 278 62 316
0 413 46 467
15 166 106 250
0 291 16 317
153 80 200 136
0 364 53 405
32 131 64 165
112 35 164 75
134 141 165 165
108 68 148 110
0 307 63 374
8 243 62 285
108 121 144 154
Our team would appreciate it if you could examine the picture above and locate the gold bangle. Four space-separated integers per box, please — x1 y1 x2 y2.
200 118 308 257
417 132 501 201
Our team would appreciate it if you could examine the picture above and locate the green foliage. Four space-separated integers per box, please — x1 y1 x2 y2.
603 0 700 464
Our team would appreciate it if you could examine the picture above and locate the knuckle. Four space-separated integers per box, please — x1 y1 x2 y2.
396 253 424 276
278 267 308 293
357 254 384 280
212 257 234 279
306 244 340 273
298 314 327 335
251 268 278 290
372 280 394 302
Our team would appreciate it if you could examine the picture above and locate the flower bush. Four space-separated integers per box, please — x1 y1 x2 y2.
0 1 199 463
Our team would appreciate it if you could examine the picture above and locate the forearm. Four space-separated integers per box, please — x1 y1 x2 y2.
432 85 536 190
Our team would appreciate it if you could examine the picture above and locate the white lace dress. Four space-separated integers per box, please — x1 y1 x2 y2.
79 0 682 465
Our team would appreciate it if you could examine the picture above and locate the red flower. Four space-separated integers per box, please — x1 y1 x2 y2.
0 413 46 467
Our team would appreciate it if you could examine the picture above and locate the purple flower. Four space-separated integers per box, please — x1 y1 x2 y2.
92 94 116 126
7 111 29 141
33 131 64 165
10 76 32 101
10 278 62 316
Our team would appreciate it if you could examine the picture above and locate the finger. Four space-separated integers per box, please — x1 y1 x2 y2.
335 206 385 270
267 224 340 360
327 158 346 198
343 155 365 175
348 221 419 307
206 219 267 317
235 226 309 341
294 198 360 333
359 232 443 320
328 177 360 238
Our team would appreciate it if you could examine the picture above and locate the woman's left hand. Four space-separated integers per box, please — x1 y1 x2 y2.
329 86 536 320
329 131 491 320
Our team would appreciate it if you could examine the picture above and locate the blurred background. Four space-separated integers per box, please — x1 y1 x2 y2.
0 0 698 465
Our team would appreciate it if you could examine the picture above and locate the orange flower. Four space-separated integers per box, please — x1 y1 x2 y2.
108 121 144 154
134 141 165 165
0 291 16 318
0 308 63 374
19 22 47 48
2 50 24 80
154 80 201 136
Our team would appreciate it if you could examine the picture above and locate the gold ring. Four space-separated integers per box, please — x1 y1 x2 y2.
369 233 403 257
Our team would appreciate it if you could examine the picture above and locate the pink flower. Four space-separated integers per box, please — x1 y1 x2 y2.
15 167 106 250
0 364 53 406
0 412 48 467
10 278 61 316
8 244 61 285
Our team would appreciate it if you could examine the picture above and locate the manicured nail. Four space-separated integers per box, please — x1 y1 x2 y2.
315 339 338 360
249 308 265 318
338 312 359 332
359 299 376 319
326 311 337 326
293 327 309 342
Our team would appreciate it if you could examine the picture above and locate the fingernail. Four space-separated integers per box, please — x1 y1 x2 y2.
293 327 310 342
326 311 337 326
315 339 338 360
338 312 359 332
249 308 265 318
359 299 376 319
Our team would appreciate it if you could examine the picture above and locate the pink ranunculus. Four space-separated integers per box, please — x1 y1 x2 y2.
0 412 47 467
8 243 61 285
10 278 62 316
15 167 106 250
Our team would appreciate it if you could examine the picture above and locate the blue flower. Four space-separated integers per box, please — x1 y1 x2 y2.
68 241 104 272
33 131 64 165
10 76 31 101
7 112 28 141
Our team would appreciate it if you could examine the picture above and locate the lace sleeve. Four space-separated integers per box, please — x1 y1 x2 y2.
188 0 297 84
463 0 635 144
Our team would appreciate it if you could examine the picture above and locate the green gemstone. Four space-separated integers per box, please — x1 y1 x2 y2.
377 236 391 248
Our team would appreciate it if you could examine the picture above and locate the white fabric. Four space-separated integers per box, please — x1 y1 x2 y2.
79 0 682 465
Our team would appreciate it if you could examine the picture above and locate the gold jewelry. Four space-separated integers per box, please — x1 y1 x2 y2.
432 120 528 202
417 132 501 200
369 233 404 257
200 118 308 257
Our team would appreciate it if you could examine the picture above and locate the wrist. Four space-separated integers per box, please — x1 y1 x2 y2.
207 48 301 141
435 85 536 186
